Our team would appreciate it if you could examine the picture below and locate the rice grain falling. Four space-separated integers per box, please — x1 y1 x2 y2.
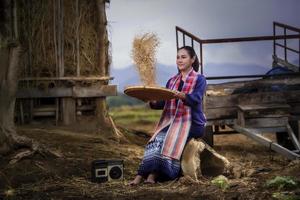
131 33 160 86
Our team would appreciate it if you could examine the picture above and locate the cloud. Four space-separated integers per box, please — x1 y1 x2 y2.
204 42 273 68
107 0 300 69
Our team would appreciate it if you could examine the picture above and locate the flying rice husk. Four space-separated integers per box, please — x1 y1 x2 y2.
131 33 160 86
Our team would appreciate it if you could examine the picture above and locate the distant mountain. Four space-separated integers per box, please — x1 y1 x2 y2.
110 63 178 92
110 62 270 93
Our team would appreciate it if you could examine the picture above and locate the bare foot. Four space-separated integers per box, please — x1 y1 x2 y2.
145 173 156 184
128 175 142 186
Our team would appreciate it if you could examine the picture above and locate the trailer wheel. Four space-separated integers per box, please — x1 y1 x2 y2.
276 121 299 150
203 125 214 147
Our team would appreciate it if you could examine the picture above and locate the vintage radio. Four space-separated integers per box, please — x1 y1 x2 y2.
91 160 124 183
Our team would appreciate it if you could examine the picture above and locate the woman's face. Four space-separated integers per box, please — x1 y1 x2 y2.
176 49 195 72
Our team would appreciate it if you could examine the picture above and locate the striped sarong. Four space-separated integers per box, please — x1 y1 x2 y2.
150 69 198 160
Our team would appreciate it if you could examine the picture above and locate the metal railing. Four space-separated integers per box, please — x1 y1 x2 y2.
176 21 300 79
273 22 300 69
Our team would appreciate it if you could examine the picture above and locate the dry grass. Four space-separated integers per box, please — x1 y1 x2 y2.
131 33 160 86
18 0 105 77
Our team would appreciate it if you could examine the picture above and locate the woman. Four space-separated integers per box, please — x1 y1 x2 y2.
129 46 207 185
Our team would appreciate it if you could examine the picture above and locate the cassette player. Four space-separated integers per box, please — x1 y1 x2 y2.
91 160 124 183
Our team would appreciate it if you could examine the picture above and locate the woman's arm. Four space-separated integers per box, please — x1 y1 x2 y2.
184 75 206 107
174 75 207 107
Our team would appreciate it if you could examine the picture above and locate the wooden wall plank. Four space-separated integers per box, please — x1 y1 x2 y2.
205 91 300 109
16 85 117 98
207 76 300 91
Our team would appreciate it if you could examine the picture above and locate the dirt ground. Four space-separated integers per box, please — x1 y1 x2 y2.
0 119 300 200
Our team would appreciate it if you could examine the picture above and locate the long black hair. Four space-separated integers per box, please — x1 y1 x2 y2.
178 46 200 72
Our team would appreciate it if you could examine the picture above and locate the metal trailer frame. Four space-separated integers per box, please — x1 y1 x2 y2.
175 21 300 159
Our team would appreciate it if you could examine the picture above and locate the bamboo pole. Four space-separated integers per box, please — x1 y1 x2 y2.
76 0 80 77
60 0 65 76
53 0 58 77
57 0 61 77
13 0 18 40
96 0 107 76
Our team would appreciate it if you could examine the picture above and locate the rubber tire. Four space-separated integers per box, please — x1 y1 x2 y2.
203 125 214 147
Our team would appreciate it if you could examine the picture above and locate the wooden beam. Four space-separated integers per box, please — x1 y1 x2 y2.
33 111 56 117
273 55 299 72
205 91 300 109
19 76 114 81
207 76 300 91
16 85 117 98
72 85 117 97
17 87 72 98
205 107 237 120
238 126 287 133
286 124 300 150
234 125 300 160
237 104 290 112
206 119 235 126
245 117 289 128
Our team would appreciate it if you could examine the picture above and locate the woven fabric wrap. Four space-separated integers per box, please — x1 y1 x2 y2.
150 69 198 159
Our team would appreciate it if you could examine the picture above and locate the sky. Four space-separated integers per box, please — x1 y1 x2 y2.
107 0 300 74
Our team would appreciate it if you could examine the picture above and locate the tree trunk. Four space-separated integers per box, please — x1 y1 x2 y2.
95 0 109 129
94 0 126 141
0 46 61 163
0 2 61 162
181 138 231 181
0 46 19 154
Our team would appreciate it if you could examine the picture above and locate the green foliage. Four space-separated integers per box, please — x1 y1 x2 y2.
110 105 162 125
211 175 230 191
107 93 144 108
266 176 297 190
272 192 300 200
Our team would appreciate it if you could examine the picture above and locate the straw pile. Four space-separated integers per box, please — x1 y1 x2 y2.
131 33 160 86
17 0 108 77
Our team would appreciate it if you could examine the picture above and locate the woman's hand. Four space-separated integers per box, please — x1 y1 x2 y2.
149 100 157 104
174 91 186 100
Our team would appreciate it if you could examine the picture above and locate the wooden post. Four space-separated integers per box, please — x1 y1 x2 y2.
286 124 300 150
55 98 59 125
19 101 24 124
62 98 76 125
237 108 245 127
297 120 300 143
95 0 110 128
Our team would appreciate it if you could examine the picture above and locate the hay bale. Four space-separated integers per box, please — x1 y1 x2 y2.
181 138 231 181
18 0 105 77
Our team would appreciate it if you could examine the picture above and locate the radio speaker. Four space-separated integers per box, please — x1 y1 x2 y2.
91 160 123 183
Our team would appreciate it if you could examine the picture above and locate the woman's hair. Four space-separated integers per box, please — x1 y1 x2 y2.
178 46 200 72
